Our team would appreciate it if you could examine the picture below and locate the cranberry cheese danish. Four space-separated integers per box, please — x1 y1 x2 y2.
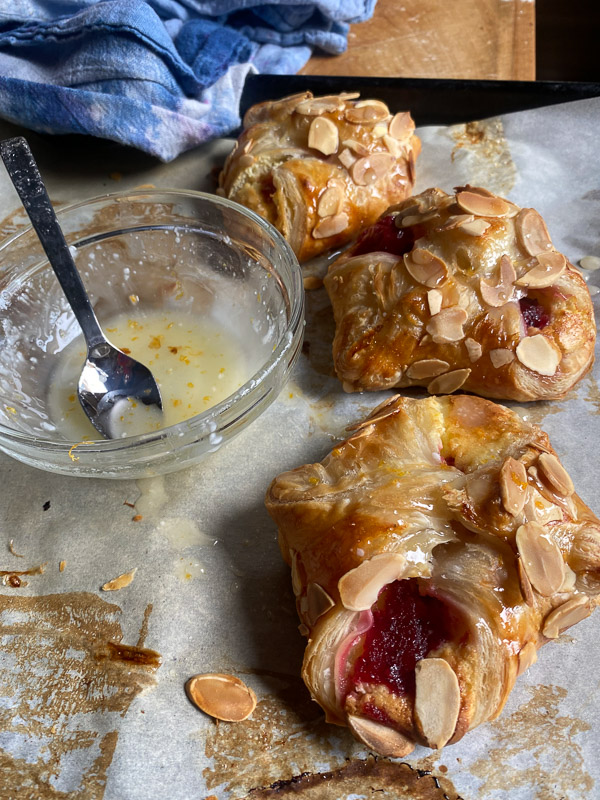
265 395 600 755
218 92 420 261
324 187 595 400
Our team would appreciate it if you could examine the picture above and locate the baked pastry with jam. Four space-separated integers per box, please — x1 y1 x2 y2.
266 394 600 755
324 187 595 400
218 92 420 262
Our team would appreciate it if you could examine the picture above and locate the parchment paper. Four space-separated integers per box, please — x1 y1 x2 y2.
1 97 600 800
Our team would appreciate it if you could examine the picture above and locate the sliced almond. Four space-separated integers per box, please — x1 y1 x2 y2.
456 190 509 218
341 138 370 157
516 208 553 256
345 104 389 124
347 715 414 757
464 337 483 362
306 582 335 626
383 134 402 157
560 564 577 593
518 558 535 607
373 123 388 138
351 153 395 185
516 335 561 376
296 96 343 115
522 486 563 525
580 255 600 271
404 249 448 288
101 568 137 591
490 348 515 368
537 452 575 497
308 117 339 155
303 275 324 291
439 214 475 231
407 359 449 380
414 658 461 750
186 673 257 722
312 212 349 239
338 553 406 611
427 289 443 316
516 522 565 597
500 457 527 516
480 255 517 307
517 641 537 675
338 148 356 169
427 368 470 395
515 252 566 288
389 111 415 140
317 186 344 218
542 594 591 639
400 212 438 227
426 307 468 343
459 219 490 236
354 99 389 111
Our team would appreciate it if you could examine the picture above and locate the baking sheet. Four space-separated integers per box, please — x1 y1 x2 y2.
1 97 600 800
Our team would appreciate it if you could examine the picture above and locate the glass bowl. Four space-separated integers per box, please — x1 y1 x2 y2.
0 189 304 478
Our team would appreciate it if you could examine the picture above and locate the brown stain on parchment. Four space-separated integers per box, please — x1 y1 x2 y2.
584 372 600 415
469 684 593 799
0 592 160 800
450 119 516 196
242 756 462 799
201 673 456 799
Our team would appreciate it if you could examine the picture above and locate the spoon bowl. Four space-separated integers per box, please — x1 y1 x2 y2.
0 136 163 438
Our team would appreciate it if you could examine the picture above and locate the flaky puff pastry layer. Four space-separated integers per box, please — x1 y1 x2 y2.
324 187 595 400
218 92 420 262
265 395 600 755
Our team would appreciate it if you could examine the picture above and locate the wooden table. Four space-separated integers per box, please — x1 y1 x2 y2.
302 0 535 81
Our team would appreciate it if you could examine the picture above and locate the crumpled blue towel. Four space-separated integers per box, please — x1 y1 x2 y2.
0 0 377 161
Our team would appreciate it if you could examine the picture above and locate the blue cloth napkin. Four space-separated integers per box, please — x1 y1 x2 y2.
0 0 377 160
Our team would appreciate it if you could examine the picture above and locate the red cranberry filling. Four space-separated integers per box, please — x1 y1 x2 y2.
519 297 549 329
349 578 452 698
352 214 416 257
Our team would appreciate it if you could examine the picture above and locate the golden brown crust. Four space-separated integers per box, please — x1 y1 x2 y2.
324 187 596 400
218 93 420 262
265 394 600 752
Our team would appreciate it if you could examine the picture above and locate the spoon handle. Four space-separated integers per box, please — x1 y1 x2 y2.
0 137 107 351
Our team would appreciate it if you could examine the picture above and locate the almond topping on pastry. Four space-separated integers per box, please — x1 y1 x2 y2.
406 358 450 379
427 288 444 315
537 452 575 497
464 337 483 362
516 208 553 256
383 134 403 157
347 716 415 757
439 214 475 231
345 103 389 124
480 255 516 307
516 522 565 597
517 641 538 675
414 658 461 750
338 148 357 169
313 212 349 239
500 457 528 516
351 153 395 185
427 368 471 395
404 248 449 288
515 252 566 288
426 307 468 343
317 185 344 218
341 138 370 156
338 553 406 611
542 594 592 639
516 335 561 376
296 96 344 115
459 218 491 236
490 348 515 368
186 674 257 722
388 111 415 140
306 582 335 626
308 117 339 155
518 558 535 607
456 190 510 218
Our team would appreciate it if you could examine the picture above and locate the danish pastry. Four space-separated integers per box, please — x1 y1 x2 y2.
218 92 420 261
266 394 600 755
324 187 596 400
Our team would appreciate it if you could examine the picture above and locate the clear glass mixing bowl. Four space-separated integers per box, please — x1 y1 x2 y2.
0 189 304 478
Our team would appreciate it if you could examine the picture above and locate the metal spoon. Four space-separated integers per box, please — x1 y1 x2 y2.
0 137 162 439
